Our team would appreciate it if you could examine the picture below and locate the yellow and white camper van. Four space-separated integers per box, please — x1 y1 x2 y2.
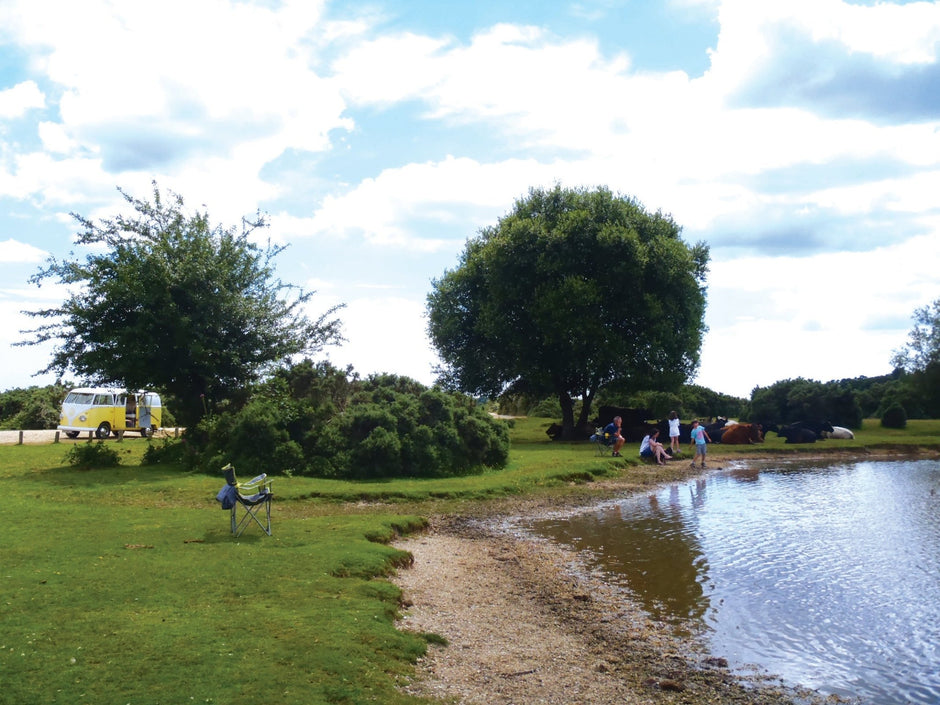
58 388 162 439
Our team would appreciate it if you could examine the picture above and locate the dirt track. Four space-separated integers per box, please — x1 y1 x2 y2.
0 428 182 445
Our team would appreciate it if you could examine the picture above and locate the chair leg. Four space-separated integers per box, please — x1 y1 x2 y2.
231 497 272 537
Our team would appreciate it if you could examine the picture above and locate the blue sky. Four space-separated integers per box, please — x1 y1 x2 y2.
1 0 938 399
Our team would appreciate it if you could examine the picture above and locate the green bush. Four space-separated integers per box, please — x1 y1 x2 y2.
314 380 509 480
527 397 562 418
881 402 907 429
197 398 306 476
0 383 71 430
189 363 510 479
141 437 185 465
65 441 121 469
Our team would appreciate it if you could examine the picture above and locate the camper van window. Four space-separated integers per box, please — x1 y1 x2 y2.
94 394 112 405
66 392 94 405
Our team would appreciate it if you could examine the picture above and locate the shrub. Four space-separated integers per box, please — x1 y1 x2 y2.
65 441 121 469
528 397 562 418
199 398 306 476
188 364 510 480
314 380 510 480
880 402 907 429
0 383 70 430
141 437 185 465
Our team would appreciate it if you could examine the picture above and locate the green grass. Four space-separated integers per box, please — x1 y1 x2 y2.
1 417 938 704
1 444 431 705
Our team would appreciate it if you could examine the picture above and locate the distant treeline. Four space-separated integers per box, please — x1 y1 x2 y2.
2 367 935 432
498 368 936 430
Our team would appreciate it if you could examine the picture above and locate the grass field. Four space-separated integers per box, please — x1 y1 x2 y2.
2 417 938 704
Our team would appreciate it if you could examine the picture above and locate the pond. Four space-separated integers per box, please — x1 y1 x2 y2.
525 459 940 704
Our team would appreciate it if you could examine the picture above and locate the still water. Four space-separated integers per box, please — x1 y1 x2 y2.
526 460 940 704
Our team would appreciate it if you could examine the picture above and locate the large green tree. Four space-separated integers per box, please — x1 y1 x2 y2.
427 185 709 439
891 298 940 417
19 184 343 427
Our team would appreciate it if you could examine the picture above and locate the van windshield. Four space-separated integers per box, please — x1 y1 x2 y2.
65 393 94 405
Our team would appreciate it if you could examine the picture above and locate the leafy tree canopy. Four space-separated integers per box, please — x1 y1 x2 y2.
749 377 864 428
427 185 709 439
890 298 940 418
892 298 940 373
19 184 343 426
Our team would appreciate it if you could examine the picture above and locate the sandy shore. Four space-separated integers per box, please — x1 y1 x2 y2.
389 452 940 705
393 510 830 705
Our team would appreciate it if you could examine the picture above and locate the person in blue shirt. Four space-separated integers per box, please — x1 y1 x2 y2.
603 415 626 457
689 419 712 469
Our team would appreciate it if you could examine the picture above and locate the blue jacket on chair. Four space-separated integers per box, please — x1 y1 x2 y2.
216 484 237 510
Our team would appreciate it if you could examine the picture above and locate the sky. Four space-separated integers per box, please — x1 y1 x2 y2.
1 0 938 400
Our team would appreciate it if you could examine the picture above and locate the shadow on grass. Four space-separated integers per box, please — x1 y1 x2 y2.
29 463 193 487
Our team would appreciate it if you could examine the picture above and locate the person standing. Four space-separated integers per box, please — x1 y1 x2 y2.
667 410 681 454
689 419 711 469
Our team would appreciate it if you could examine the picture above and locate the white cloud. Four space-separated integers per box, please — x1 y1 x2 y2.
0 290 65 389
37 121 75 154
294 155 557 249
323 2 940 251
0 81 45 119
807 169 940 216
326 295 438 385
796 0 940 64
710 0 940 87
0 0 938 400
0 151 115 204
0 0 351 217
696 230 940 397
0 238 47 263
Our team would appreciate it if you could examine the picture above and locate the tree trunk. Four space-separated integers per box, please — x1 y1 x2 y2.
578 390 594 430
558 391 576 440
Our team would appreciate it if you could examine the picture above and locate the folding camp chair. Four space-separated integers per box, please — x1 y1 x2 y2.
217 464 273 537
590 427 613 456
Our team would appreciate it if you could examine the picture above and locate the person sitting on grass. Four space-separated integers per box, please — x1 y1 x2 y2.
639 428 671 465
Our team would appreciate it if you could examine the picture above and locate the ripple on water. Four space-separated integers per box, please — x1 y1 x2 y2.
527 459 940 705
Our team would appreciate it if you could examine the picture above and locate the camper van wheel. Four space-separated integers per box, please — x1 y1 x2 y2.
95 422 111 439
65 431 80 438
141 425 155 438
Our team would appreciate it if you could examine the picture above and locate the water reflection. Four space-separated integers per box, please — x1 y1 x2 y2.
533 484 712 623
527 459 940 704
